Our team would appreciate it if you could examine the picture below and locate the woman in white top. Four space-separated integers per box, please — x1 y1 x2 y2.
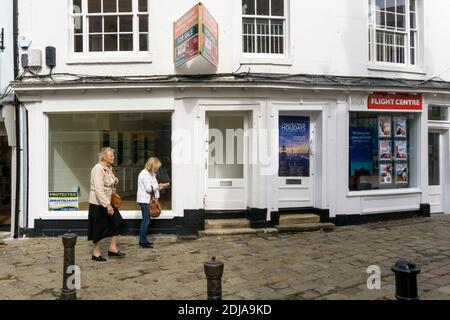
137 157 170 248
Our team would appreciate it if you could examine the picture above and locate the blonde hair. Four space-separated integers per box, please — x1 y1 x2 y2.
145 157 161 175
98 147 115 162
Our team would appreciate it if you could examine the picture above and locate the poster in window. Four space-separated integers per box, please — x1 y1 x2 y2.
279 116 310 177
379 163 393 185
394 116 407 138
349 128 373 175
394 140 408 160
395 163 408 184
378 115 392 138
379 140 392 161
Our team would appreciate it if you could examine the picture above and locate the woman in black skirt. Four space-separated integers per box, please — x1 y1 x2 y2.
88 147 127 261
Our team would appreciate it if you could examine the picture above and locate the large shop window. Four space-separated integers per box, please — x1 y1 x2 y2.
349 112 418 191
48 112 172 211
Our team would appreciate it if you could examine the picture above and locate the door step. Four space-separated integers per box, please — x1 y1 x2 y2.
276 222 336 233
199 228 278 237
279 213 320 225
204 219 250 230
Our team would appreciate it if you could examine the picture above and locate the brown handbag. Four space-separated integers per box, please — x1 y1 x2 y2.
149 187 161 218
111 190 122 208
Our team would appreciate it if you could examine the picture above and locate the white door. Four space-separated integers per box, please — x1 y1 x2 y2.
277 114 315 208
204 112 247 210
428 131 443 213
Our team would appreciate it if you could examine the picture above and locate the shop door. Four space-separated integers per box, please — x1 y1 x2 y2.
205 113 247 210
277 114 315 208
428 131 444 213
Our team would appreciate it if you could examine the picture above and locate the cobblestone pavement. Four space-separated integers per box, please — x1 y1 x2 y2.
0 215 450 300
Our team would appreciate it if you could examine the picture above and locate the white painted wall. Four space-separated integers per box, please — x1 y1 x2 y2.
0 0 14 95
16 0 450 81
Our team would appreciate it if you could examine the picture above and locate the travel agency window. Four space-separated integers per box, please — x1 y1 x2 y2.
368 0 419 67
242 0 287 56
48 112 172 212
71 0 150 60
349 93 422 191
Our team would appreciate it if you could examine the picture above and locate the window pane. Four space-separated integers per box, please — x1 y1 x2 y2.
410 0 416 11
89 16 103 33
120 15 133 32
139 34 148 51
397 14 405 29
74 17 83 33
104 16 118 33
376 0 385 10
386 13 395 28
103 0 117 13
73 0 82 13
88 0 102 13
397 0 405 13
257 0 269 15
242 0 255 15
139 0 148 12
89 35 103 51
410 48 415 65
428 106 448 121
48 113 173 211
104 34 118 51
271 0 284 16
386 0 395 12
271 19 283 36
410 12 416 29
428 132 440 186
74 35 83 52
139 15 148 32
243 18 255 53
376 10 385 27
118 0 132 12
119 34 133 51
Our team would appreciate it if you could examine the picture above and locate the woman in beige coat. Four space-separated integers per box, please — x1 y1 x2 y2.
88 147 127 262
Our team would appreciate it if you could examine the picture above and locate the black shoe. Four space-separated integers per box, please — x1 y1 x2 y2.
139 242 153 248
108 250 126 257
92 255 107 262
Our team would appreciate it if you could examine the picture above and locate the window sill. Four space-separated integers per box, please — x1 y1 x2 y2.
67 54 152 65
347 188 421 197
367 63 427 75
240 56 293 66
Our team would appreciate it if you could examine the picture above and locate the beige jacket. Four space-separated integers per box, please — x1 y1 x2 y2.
89 163 119 207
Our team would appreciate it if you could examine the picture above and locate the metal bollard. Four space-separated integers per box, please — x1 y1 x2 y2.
60 233 77 300
204 256 224 300
391 260 420 300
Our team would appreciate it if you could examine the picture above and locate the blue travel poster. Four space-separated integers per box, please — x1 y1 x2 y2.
279 116 310 177
350 128 373 175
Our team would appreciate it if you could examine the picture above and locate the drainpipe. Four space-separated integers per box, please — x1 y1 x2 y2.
13 0 20 238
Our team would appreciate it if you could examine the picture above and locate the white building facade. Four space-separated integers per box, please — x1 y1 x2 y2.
11 0 450 236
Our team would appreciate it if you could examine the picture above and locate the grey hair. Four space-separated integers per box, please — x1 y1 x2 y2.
98 147 115 162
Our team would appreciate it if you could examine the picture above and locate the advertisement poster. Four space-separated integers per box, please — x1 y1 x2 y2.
378 116 392 137
174 4 200 66
349 128 373 175
395 163 409 184
379 163 393 185
201 5 219 66
394 116 407 138
395 140 408 160
279 116 310 177
49 192 79 211
379 140 392 161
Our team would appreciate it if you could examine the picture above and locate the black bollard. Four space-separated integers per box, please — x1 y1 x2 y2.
60 233 77 300
204 256 224 300
391 260 420 300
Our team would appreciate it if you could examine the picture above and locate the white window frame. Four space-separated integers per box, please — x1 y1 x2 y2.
241 0 289 60
368 0 421 71
69 0 151 63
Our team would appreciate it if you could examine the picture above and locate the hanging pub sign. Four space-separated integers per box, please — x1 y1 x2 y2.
174 3 218 68
368 93 422 110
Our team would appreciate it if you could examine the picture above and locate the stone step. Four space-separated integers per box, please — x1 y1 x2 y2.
279 214 320 225
204 219 250 230
199 228 278 237
276 222 336 233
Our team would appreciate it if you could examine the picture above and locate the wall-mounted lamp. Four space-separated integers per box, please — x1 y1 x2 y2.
0 28 5 52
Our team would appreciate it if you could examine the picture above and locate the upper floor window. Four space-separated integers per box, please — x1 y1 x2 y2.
242 0 286 56
72 0 149 54
368 0 418 66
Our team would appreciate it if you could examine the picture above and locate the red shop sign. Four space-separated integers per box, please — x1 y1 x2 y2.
368 93 422 110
